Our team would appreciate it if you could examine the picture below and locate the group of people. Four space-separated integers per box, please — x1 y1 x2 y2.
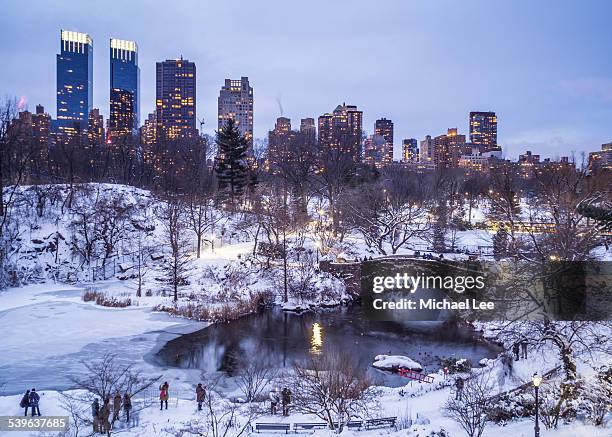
269 387 292 416
19 389 41 417
91 392 132 434
159 381 207 412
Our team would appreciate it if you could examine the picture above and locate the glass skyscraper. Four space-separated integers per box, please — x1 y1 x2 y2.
109 38 139 137
469 111 498 151
156 58 196 140
56 30 93 134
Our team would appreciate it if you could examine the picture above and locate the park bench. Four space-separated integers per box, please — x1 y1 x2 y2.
255 423 291 433
345 420 364 429
293 422 328 431
364 417 397 429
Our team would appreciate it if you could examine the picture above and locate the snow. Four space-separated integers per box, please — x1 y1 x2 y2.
0 184 610 435
373 354 423 371
0 283 207 394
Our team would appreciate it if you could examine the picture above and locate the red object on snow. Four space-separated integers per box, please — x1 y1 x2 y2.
398 367 434 383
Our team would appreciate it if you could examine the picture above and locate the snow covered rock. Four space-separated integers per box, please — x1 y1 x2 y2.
372 354 423 371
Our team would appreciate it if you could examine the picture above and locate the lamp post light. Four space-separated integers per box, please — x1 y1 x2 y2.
314 240 321 264
532 372 542 437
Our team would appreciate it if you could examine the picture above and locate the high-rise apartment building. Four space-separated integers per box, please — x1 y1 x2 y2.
218 77 254 148
155 58 196 140
363 134 387 168
469 111 498 151
433 128 467 169
374 118 394 165
402 138 418 163
86 108 105 148
56 30 93 135
317 103 363 162
419 135 434 164
109 38 139 138
140 112 157 146
267 117 294 171
588 142 612 171
300 118 316 145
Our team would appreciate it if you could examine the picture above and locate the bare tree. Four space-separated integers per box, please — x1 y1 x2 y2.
178 374 256 437
234 352 277 403
287 351 375 430
343 174 431 255
444 374 494 437
156 196 192 301
63 353 160 436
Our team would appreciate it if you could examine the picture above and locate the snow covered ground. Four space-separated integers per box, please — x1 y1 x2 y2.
0 283 207 394
0 184 610 436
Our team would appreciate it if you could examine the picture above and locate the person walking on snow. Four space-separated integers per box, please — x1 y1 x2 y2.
512 342 520 361
269 388 280 415
281 387 292 416
20 390 30 416
455 378 464 401
196 383 206 411
28 388 41 416
112 392 122 422
159 382 169 410
520 340 528 359
91 398 100 433
123 393 132 423
99 398 111 434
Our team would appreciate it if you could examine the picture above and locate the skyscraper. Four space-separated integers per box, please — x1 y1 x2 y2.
433 128 467 169
267 117 294 171
374 118 394 165
155 58 196 140
218 77 254 148
109 38 139 138
420 135 434 164
469 111 498 151
300 118 316 145
402 138 418 163
363 134 387 168
56 30 93 134
317 103 363 162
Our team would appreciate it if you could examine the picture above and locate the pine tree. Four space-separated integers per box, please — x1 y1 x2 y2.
215 119 249 206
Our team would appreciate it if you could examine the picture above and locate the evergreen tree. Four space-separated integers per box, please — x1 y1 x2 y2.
215 119 249 205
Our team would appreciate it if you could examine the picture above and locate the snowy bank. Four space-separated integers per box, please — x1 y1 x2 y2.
373 354 423 371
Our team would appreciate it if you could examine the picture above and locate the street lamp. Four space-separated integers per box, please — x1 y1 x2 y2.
314 240 321 264
532 373 542 437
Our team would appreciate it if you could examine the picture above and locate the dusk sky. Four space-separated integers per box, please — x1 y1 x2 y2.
1 0 611 159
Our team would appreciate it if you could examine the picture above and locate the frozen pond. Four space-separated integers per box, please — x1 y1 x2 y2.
0 285 206 395
154 306 502 387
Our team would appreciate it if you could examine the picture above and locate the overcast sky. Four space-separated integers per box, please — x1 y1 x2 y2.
1 0 611 159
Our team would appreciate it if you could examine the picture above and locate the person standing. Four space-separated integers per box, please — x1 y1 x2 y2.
91 398 100 433
28 388 41 417
512 343 520 361
269 388 279 415
159 382 169 410
20 390 30 416
112 392 122 422
520 340 528 359
123 393 132 424
99 398 111 435
455 378 464 401
196 383 206 411
281 387 292 416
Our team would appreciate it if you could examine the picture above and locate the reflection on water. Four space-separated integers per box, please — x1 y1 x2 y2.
155 306 501 387
310 322 323 354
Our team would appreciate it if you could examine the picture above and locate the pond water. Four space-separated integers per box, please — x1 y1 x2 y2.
154 306 502 387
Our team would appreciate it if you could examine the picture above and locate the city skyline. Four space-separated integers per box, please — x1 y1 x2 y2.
2 0 611 159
